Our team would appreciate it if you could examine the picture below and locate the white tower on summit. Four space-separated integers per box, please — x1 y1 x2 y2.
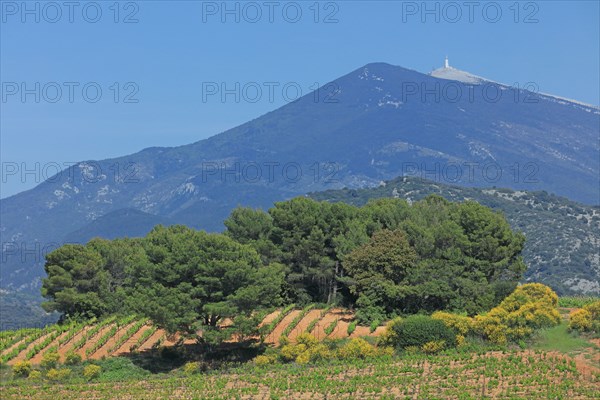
444 56 449 68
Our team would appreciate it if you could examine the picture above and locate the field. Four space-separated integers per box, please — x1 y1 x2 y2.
1 305 599 399
1 351 599 399
0 308 377 366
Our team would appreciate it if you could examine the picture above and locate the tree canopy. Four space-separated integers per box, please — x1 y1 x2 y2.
42 194 527 335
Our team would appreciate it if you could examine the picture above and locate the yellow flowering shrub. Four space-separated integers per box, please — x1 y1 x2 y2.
295 333 319 347
421 340 445 354
431 312 474 336
474 313 509 345
584 301 600 320
506 300 561 329
46 368 71 382
295 351 311 365
276 333 386 364
281 336 334 364
40 351 60 369
27 370 42 380
500 283 558 311
337 338 377 359
377 317 402 347
473 283 560 344
280 343 307 362
306 343 333 362
569 301 600 332
568 308 591 331
254 354 277 366
183 362 199 375
82 364 101 380
12 361 32 377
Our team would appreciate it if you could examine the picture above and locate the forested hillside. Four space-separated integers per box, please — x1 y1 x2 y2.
310 177 600 295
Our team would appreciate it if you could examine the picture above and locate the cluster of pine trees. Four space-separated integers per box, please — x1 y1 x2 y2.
42 195 526 338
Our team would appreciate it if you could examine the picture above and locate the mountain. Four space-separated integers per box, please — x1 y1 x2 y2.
310 176 600 295
62 208 176 244
430 56 489 84
0 289 58 330
1 61 598 298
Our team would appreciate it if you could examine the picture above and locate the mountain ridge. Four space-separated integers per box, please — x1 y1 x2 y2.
1 61 598 297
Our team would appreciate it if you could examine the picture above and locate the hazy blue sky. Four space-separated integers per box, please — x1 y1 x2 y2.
1 0 599 197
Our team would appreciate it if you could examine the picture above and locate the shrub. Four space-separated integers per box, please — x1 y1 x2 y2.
276 333 387 365
295 351 311 365
387 315 456 350
82 364 102 380
254 354 276 366
474 311 510 345
40 350 60 369
378 317 402 347
183 362 199 375
474 284 561 344
522 300 560 328
421 340 445 354
64 351 82 365
584 300 600 320
295 333 318 348
500 283 558 311
337 338 377 359
12 361 32 377
27 370 42 380
569 308 593 332
278 334 334 364
431 312 474 336
46 368 71 381
278 335 290 347
306 343 333 362
280 343 307 362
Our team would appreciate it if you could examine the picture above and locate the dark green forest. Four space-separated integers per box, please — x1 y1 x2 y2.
42 195 526 341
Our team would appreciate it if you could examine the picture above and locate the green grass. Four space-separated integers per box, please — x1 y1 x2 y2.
532 322 594 353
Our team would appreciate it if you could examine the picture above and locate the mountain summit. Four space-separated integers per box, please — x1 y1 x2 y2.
430 57 489 84
1 62 598 297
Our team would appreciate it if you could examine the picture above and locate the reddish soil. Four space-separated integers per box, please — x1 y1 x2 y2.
56 326 89 362
8 308 382 364
29 330 71 364
287 309 322 341
311 309 347 340
9 331 56 364
350 325 372 338
162 332 182 348
88 321 140 360
267 310 301 345
259 310 281 328
373 326 387 336
113 324 151 356
137 329 165 352
76 324 117 358
1 336 31 357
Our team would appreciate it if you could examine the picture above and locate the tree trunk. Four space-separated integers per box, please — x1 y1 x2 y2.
332 261 339 303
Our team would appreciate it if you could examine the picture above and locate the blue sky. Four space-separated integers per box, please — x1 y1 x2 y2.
1 0 599 198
